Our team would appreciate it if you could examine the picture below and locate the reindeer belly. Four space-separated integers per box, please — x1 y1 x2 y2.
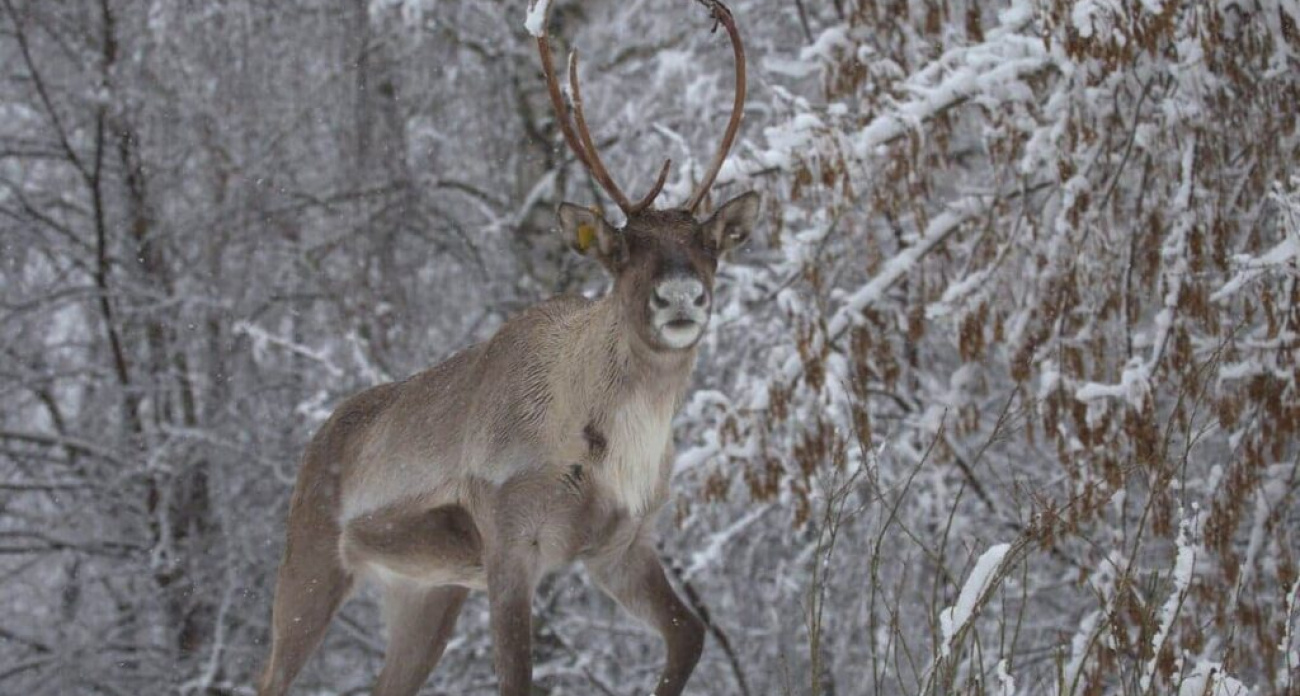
341 501 487 589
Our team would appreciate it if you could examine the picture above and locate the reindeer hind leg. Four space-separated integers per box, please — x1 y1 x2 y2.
342 502 479 694
372 581 468 696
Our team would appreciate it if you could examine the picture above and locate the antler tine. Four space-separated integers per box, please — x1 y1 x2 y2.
685 0 746 213
536 33 591 171
629 158 672 213
567 51 633 213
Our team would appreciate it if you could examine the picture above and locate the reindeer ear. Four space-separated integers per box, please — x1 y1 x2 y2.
702 191 760 254
558 203 625 266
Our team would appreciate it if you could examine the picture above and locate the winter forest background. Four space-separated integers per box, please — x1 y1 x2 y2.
2 0 1298 694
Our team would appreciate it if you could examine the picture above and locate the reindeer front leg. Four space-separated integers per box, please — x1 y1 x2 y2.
487 542 539 696
587 538 706 696
485 474 574 696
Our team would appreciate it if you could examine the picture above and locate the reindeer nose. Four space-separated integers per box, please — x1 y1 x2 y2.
654 277 707 311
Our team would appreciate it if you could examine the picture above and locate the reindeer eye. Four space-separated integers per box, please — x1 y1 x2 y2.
651 289 669 309
694 293 707 307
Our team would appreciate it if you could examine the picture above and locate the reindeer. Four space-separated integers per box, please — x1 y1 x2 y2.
257 2 754 695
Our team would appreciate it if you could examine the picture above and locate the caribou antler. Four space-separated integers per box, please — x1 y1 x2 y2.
533 3 668 214
565 50 672 214
531 0 745 215
684 0 746 213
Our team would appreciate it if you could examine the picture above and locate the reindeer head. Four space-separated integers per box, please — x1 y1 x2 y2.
559 194 758 350
536 0 757 351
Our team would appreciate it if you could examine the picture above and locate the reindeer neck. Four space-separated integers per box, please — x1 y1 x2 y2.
580 293 696 403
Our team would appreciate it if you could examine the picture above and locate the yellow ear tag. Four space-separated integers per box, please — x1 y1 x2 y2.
576 223 596 252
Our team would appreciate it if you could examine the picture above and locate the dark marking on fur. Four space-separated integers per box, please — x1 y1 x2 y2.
583 423 607 458
562 464 585 494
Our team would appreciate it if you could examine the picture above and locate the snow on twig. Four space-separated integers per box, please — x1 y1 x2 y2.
996 659 1016 696
1175 662 1249 696
938 542 1012 658
1211 176 1300 303
685 505 771 580
524 0 553 38
234 321 344 378
1075 139 1197 408
1141 508 1199 692
1283 570 1300 692
827 197 987 341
